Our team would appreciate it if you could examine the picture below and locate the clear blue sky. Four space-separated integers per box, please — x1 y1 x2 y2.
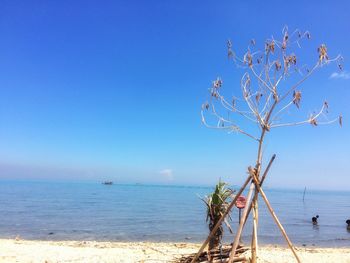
0 0 349 190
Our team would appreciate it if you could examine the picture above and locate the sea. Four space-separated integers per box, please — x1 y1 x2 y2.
0 180 349 247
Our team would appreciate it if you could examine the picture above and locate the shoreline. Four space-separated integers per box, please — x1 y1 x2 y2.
0 238 349 263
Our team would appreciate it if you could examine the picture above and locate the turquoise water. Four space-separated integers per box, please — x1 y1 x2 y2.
0 180 349 247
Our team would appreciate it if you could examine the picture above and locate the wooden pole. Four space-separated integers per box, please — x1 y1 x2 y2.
260 154 276 185
192 155 276 263
251 199 258 263
250 171 301 263
228 182 255 263
243 154 276 226
190 174 252 263
242 155 276 262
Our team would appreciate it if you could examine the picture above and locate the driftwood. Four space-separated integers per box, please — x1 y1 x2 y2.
176 245 249 263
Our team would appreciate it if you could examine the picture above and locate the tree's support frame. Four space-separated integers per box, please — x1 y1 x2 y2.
191 155 301 263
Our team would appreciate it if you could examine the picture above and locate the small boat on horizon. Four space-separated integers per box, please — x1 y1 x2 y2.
102 181 113 185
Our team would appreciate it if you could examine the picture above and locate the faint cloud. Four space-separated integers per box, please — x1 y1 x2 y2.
329 71 350 80
159 169 173 181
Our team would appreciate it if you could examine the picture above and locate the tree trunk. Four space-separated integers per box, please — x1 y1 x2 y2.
209 224 222 251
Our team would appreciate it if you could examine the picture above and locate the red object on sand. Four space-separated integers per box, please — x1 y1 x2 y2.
236 196 246 209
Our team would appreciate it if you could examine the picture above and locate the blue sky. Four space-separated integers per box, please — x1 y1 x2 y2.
0 0 349 190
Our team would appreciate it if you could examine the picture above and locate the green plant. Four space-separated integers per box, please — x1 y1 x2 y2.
201 180 234 250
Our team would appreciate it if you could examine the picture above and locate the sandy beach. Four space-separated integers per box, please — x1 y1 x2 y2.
0 239 349 263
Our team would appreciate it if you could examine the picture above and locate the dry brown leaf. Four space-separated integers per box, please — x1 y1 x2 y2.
269 41 275 53
255 93 263 103
318 44 329 62
275 60 282 71
227 39 232 49
310 118 318 126
227 40 233 58
228 49 233 58
213 78 222 89
289 54 297 65
244 52 253 67
293 91 302 108
324 101 329 113
282 32 288 49
265 41 275 53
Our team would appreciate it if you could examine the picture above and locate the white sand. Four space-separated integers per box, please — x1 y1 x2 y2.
0 239 349 263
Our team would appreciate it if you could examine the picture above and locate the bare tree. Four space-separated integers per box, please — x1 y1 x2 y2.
199 27 342 263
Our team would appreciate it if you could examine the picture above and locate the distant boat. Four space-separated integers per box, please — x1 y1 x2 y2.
102 181 113 185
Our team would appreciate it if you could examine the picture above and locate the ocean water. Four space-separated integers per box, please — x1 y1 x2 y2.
0 180 349 247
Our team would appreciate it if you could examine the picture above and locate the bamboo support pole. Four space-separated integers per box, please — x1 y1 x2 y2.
251 200 258 263
260 154 276 184
191 155 276 263
190 174 252 263
241 153 276 262
243 154 276 227
250 170 301 263
250 154 276 262
228 182 255 263
250 176 260 263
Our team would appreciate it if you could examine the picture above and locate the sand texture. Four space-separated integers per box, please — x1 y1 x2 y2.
0 239 349 263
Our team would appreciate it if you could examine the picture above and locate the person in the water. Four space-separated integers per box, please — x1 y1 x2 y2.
346 219 350 230
312 215 319 225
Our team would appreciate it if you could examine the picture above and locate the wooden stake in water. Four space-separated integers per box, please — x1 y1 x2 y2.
303 187 306 202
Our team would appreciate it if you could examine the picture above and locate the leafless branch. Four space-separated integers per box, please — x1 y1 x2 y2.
270 102 333 128
201 108 259 141
202 27 342 145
